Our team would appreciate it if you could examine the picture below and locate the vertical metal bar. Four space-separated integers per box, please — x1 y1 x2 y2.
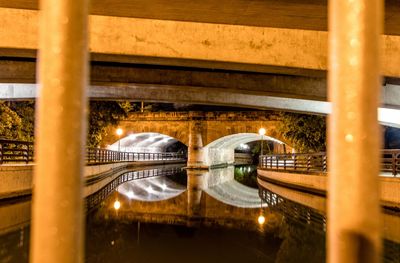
30 0 88 262
392 152 396 176
328 0 382 262
293 154 297 170
283 156 286 170
0 142 2 165
25 143 29 164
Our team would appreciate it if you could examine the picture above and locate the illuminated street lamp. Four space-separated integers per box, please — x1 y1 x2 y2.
116 128 123 152
258 128 266 156
113 200 121 210
257 214 265 225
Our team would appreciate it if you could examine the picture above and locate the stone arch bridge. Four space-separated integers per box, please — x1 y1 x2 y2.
103 111 290 167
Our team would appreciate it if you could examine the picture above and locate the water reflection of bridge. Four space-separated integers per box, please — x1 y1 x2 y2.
0 166 283 262
88 165 278 232
257 178 400 263
1 165 276 236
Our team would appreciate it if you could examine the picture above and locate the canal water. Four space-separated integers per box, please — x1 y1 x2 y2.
0 165 399 263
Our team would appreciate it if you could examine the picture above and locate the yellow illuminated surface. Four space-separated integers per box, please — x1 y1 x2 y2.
113 200 121 210
258 215 265 225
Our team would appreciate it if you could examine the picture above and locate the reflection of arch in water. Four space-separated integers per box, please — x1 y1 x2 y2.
188 166 268 208
203 133 287 167
85 165 185 211
205 181 265 208
108 132 187 153
117 176 186 202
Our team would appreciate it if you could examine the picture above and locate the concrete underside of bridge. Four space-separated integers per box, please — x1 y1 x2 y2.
0 2 399 126
0 2 399 76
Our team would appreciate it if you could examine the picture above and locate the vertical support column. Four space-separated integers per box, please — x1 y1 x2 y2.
328 0 382 262
187 119 205 168
187 169 207 220
30 0 89 263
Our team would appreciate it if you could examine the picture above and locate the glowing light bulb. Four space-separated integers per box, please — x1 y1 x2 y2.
116 128 123 136
114 200 121 210
258 128 266 136
258 215 265 225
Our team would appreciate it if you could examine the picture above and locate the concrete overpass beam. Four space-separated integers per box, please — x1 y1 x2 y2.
0 8 399 77
382 84 400 109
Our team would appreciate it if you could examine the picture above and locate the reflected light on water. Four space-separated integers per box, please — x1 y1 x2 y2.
127 191 135 199
113 200 121 210
146 186 153 193
257 215 265 225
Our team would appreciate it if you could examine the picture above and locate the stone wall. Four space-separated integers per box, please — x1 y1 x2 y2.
102 111 286 147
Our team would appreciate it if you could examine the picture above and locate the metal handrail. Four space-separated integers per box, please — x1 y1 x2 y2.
259 150 400 176
0 139 34 164
0 139 185 164
86 148 186 164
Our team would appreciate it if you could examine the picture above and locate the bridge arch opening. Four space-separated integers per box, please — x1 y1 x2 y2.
107 132 187 154
203 133 291 167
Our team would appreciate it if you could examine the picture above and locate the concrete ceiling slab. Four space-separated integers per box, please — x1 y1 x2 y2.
0 0 398 35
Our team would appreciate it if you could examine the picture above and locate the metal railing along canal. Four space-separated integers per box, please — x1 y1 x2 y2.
259 149 400 176
0 139 185 164
0 139 34 164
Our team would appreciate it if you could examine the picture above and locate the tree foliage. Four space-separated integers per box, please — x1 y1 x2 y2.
0 102 23 140
87 101 131 147
0 100 132 146
277 112 326 153
0 101 35 141
9 101 35 141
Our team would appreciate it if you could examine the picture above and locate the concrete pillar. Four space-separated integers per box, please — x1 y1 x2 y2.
187 169 207 219
187 120 205 168
328 0 382 262
30 0 89 263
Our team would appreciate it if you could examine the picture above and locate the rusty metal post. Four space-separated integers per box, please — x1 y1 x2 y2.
30 0 89 263
328 0 382 262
